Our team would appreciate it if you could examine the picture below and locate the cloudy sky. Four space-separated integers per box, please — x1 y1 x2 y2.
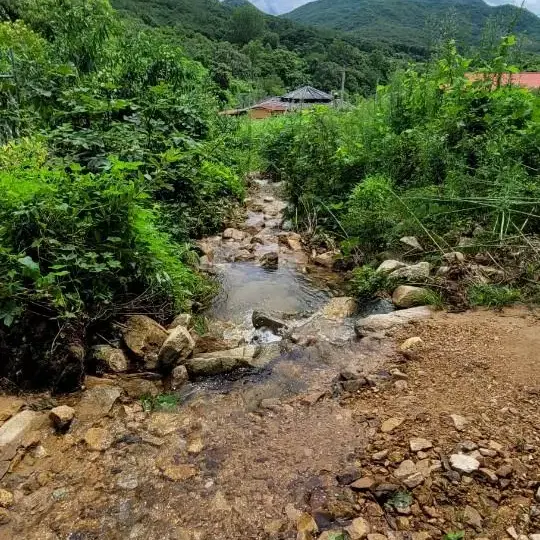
250 0 540 16
485 0 540 15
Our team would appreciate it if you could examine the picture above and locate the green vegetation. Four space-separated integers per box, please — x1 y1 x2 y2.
110 0 411 99
141 393 181 411
249 38 539 303
349 266 396 301
0 0 245 389
468 284 522 307
286 0 540 53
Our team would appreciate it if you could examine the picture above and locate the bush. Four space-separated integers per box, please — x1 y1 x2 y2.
349 265 396 301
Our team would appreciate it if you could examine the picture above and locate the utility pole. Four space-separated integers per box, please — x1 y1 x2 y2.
340 69 346 108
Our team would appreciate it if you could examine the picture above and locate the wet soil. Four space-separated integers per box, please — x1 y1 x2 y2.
0 179 539 540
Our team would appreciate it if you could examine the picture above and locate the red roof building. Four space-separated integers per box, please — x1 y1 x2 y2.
467 72 540 90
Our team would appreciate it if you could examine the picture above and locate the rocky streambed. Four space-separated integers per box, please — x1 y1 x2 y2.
0 177 539 540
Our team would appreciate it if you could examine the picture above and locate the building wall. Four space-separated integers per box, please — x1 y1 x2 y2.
248 108 273 120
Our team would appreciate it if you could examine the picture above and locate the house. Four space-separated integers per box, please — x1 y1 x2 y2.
220 85 335 119
466 72 540 91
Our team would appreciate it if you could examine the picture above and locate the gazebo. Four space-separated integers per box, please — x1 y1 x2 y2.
281 86 334 104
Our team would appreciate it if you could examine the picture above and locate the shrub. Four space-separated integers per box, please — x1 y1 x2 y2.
349 265 395 301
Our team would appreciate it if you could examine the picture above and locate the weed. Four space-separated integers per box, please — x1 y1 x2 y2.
443 532 465 540
141 393 180 412
468 284 522 308
419 289 445 309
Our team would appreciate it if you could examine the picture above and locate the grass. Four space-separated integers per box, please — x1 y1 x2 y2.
468 283 522 308
141 393 181 412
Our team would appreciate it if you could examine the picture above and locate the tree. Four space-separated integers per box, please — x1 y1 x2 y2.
230 5 265 45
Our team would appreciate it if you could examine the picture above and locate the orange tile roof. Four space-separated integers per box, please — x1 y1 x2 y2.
467 72 540 90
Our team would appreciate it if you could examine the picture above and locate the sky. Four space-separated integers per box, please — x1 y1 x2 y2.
485 0 540 15
249 0 540 16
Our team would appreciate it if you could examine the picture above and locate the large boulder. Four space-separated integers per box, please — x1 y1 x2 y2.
312 251 336 269
260 251 279 269
123 315 168 370
377 260 407 275
355 306 432 337
93 345 129 373
168 313 192 330
223 228 246 241
0 411 42 447
184 346 259 377
252 311 287 333
76 386 122 422
158 326 195 370
392 285 430 308
321 297 357 319
400 236 423 251
389 262 430 281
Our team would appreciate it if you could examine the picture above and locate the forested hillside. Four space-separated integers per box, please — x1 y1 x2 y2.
111 0 411 98
286 0 540 52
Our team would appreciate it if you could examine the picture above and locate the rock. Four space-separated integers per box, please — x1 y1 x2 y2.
389 262 430 281
355 307 432 337
372 450 389 461
400 236 423 251
377 260 407 275
76 386 121 422
495 464 513 478
392 285 430 308
0 397 25 423
321 297 357 319
410 438 433 452
345 517 370 539
49 406 75 431
158 325 195 370
478 468 498 484
123 315 168 370
84 427 113 451
312 251 335 269
367 535 387 540
394 380 408 391
93 345 129 373
394 460 417 480
296 512 318 535
119 378 158 398
252 311 287 332
342 378 369 392
381 417 404 433
223 228 245 241
146 412 181 437
403 471 425 489
260 251 279 269
116 473 139 490
0 508 10 525
0 410 41 447
450 414 468 431
400 337 424 352
169 314 192 330
443 251 465 263
171 365 189 390
350 477 376 491
464 505 483 530
287 237 303 252
0 489 13 508
449 453 480 473
536 486 540 502
161 463 197 482
185 346 258 377
263 196 274 203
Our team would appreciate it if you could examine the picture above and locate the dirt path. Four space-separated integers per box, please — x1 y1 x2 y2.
0 180 539 540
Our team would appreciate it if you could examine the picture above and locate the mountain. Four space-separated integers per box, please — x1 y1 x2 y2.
486 0 540 16
284 0 540 50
